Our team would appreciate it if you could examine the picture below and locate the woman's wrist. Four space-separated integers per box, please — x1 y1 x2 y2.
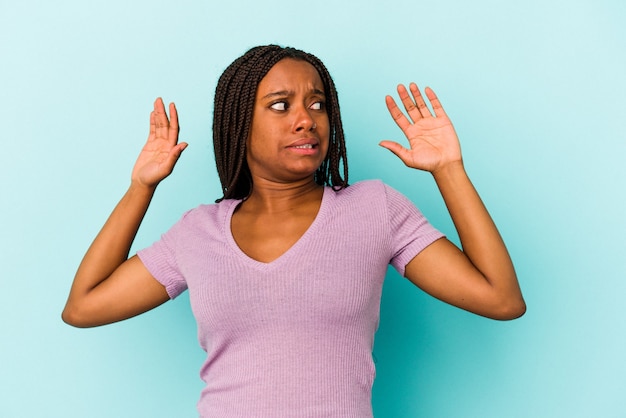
431 160 466 182
128 179 158 197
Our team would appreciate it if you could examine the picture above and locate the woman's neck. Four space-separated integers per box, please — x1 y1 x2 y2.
241 177 323 215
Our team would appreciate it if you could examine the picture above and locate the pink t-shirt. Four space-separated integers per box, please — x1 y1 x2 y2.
138 180 444 417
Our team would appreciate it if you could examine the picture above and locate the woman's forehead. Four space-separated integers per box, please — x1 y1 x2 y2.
257 59 324 94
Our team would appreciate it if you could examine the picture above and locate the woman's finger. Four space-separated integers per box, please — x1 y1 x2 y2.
385 95 412 133
168 102 179 143
154 97 170 140
148 110 156 141
409 83 432 119
424 87 448 118
379 140 412 167
397 84 422 124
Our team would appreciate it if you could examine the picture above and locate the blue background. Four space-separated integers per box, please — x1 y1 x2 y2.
1 0 625 416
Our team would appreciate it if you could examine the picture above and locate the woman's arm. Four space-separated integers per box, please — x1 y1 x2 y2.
380 84 525 320
62 98 187 327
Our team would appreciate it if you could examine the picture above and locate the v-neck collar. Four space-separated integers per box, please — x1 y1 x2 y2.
223 187 331 271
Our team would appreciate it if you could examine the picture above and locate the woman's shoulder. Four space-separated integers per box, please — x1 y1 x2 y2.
328 180 420 216
323 180 396 214
175 198 240 227
330 179 400 200
332 179 385 194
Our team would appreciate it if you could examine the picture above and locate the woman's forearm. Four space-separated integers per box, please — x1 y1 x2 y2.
68 182 155 297
63 98 186 326
432 161 524 307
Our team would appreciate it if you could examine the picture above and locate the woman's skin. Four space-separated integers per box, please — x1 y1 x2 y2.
62 58 524 328
231 59 329 264
381 84 525 319
61 100 186 327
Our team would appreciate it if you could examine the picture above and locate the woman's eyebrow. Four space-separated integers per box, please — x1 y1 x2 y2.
261 90 291 100
261 88 325 101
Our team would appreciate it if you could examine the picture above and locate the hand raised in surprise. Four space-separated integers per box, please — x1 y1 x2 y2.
380 83 462 174
131 98 188 188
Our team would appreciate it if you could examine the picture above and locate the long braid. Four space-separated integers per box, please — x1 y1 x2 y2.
307 58 349 189
213 45 349 202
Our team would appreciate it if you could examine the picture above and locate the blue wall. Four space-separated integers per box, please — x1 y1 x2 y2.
1 0 625 416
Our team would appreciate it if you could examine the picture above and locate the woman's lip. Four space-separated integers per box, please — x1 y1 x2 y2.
287 144 319 155
286 138 320 155
287 138 319 148
290 144 317 150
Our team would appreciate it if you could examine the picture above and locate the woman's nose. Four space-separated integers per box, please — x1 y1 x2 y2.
292 106 315 132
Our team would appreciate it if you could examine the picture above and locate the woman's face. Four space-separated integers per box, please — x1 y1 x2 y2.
246 58 330 184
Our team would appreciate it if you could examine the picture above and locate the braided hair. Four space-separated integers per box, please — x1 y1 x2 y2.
213 45 348 202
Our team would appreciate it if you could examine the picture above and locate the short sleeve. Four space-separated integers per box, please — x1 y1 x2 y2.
136 212 191 299
385 184 445 276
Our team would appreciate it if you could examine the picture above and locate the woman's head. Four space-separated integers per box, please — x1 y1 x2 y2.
213 45 348 201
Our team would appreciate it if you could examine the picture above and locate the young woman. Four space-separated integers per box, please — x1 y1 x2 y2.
63 45 525 417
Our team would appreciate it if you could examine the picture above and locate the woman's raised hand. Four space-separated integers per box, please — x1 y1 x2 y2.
131 98 188 188
62 98 186 328
380 84 462 174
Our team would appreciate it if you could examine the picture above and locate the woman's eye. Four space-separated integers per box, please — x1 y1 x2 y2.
310 101 325 111
270 101 287 111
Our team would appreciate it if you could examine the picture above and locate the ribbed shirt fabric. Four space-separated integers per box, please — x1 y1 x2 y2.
137 180 444 417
